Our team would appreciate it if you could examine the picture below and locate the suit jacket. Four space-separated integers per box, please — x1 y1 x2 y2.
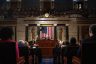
81 35 96 64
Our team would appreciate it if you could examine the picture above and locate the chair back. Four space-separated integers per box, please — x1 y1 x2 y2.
0 42 16 64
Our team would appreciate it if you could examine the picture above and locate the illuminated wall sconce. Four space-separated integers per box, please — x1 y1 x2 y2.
54 24 57 26
45 13 49 18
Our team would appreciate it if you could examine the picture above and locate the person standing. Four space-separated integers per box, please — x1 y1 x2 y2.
81 24 96 64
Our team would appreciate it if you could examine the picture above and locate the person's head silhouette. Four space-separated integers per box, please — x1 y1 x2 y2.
70 37 76 45
0 27 13 40
89 24 96 37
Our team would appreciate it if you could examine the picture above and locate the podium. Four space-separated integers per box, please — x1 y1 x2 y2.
38 39 58 58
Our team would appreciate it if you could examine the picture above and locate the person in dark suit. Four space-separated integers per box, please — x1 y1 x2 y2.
53 43 61 64
30 43 42 64
61 41 69 64
18 40 29 64
81 24 96 64
66 37 79 64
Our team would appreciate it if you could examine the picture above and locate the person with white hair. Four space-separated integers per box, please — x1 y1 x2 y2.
18 40 25 47
18 40 29 64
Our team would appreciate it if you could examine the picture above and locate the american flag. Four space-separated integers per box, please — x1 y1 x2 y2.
40 26 54 39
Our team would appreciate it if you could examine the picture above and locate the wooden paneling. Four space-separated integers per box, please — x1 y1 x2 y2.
77 18 96 24
43 1 51 12
0 20 17 25
81 26 89 39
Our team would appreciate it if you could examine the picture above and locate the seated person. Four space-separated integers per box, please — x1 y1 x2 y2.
0 27 19 64
18 40 29 47
66 37 79 64
53 43 61 64
32 44 42 64
18 40 29 64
